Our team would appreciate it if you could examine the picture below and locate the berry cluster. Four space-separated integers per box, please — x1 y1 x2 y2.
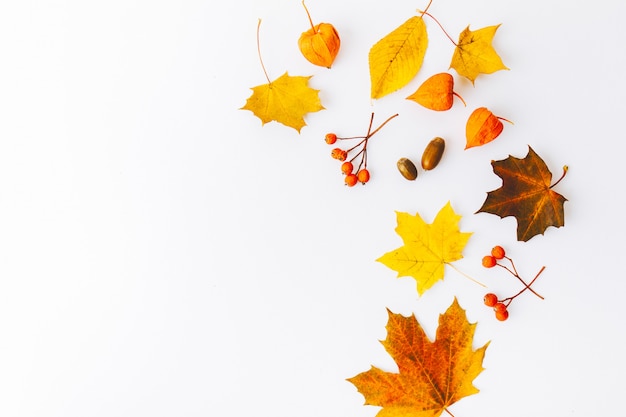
326 113 398 187
482 245 545 321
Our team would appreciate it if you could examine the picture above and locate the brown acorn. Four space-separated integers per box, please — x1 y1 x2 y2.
421 137 445 170
298 2 340 68
397 158 418 181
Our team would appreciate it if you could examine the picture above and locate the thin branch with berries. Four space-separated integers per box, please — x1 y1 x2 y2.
482 245 546 321
325 113 398 187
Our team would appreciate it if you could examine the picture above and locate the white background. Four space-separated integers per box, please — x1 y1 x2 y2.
1 0 624 416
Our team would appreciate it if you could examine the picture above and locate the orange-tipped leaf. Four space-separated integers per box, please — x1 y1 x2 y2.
465 107 506 149
407 72 464 111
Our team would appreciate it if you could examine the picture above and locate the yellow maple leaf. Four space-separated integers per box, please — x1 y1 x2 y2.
369 15 428 99
241 72 324 133
450 24 508 83
376 202 471 295
348 298 489 417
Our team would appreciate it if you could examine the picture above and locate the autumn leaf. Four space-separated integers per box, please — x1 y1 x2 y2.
476 146 568 242
241 19 324 132
465 107 511 149
369 15 428 99
241 72 324 132
377 202 472 295
406 72 465 111
348 298 488 417
450 25 508 83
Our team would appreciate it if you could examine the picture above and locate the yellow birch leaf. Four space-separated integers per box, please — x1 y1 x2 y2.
369 15 428 99
450 25 508 84
241 72 324 133
376 202 471 295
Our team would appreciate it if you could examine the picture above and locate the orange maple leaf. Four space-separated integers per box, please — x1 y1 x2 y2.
348 299 489 417
476 146 568 242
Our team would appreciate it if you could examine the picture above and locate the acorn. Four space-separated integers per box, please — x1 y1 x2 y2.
421 137 445 171
397 158 418 181
298 2 340 68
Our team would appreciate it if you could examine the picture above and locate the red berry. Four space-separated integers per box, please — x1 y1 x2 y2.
495 308 509 321
325 133 338 144
345 173 358 187
331 148 347 161
357 169 370 184
483 293 498 307
493 302 507 313
482 255 497 268
491 245 506 260
341 161 353 175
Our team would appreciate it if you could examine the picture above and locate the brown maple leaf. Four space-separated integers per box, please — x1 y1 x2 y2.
476 146 568 242
348 299 488 417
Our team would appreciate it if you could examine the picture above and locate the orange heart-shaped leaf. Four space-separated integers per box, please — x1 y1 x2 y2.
406 72 465 111
465 107 510 149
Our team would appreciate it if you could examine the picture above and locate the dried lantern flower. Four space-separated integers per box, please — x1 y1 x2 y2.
298 1 340 68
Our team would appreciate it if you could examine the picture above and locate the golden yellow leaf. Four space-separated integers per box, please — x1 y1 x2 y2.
369 15 428 99
450 25 508 83
241 72 324 133
348 298 489 417
376 202 471 295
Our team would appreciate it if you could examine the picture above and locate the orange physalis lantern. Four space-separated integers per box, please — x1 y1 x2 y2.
465 107 511 149
298 1 340 68
406 73 465 111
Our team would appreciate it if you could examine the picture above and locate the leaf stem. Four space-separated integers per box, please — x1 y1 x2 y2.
301 1 317 33
419 0 433 17
255 19 271 84
419 11 457 46
497 116 515 126
444 407 456 417
447 263 486 287
453 92 466 107
550 165 569 189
